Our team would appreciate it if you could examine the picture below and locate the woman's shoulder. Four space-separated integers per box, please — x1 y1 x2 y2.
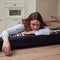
44 26 51 29
5 23 25 31
14 23 24 27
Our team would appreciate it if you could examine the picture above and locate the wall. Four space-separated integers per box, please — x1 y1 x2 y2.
24 0 36 18
57 0 60 18
36 0 58 21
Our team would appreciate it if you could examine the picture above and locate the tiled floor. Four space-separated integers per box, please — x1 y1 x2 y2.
0 44 60 60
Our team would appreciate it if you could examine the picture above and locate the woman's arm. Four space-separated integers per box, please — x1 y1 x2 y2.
2 35 11 56
1 24 25 56
1 24 25 37
21 27 51 36
34 27 51 35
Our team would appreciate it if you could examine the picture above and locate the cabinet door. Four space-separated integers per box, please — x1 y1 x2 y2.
5 19 22 29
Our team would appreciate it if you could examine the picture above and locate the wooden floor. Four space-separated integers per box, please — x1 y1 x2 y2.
0 44 60 60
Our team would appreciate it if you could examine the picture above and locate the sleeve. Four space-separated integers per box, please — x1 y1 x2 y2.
0 24 25 37
35 27 51 35
0 30 9 37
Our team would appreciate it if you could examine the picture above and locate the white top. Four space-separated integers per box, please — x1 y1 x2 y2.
0 24 51 37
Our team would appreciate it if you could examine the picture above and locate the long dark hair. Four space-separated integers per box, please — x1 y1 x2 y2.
22 12 47 29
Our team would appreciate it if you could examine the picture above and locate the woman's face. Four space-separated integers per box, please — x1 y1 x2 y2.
30 20 40 31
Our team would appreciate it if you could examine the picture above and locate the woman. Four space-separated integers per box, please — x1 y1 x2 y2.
0 12 51 56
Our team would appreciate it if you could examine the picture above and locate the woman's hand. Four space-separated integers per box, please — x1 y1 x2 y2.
2 40 11 56
21 31 35 36
2 36 12 56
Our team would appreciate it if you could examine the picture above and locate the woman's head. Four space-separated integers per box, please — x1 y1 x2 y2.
26 12 47 31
